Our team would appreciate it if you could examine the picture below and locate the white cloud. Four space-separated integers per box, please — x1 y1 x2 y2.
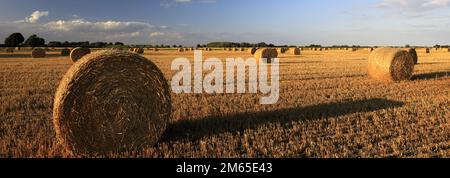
149 31 184 39
22 11 49 23
44 19 154 33
376 0 450 11
175 0 191 3
160 0 216 8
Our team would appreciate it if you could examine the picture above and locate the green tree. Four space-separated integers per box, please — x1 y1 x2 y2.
4 32 25 46
24 34 45 47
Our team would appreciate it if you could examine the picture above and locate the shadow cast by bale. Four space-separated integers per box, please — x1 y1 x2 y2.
162 98 404 142
412 71 449 80
281 74 366 82
279 61 322 64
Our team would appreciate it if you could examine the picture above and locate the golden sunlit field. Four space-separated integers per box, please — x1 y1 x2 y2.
0 48 449 158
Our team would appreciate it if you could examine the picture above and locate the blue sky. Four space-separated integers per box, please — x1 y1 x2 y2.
1 0 450 46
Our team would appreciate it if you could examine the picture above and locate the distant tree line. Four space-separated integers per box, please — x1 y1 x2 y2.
3 33 45 47
205 42 276 48
3 32 449 49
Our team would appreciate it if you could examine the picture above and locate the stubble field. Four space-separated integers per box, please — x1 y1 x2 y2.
0 48 449 158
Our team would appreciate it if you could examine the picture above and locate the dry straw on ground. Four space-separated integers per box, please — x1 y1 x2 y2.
248 48 257 55
254 48 278 63
61 48 71 56
368 48 415 82
53 50 172 155
408 48 418 64
31 48 46 58
70 47 91 62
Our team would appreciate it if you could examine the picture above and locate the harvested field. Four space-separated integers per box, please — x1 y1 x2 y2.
0 49 449 158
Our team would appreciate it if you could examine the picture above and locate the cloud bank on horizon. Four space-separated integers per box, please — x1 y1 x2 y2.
0 0 450 46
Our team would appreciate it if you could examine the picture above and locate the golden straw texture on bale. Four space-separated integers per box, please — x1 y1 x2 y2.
254 48 278 63
61 48 71 56
408 48 418 64
53 50 172 155
31 48 46 58
248 48 257 55
70 47 91 62
368 48 414 82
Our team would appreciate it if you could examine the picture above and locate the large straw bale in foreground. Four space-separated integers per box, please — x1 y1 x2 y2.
368 48 414 82
53 50 172 155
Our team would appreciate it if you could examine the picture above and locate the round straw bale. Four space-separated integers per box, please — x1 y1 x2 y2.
254 48 278 63
248 47 257 55
6 47 14 53
154 48 159 52
426 48 430 54
61 48 71 56
408 48 418 64
31 48 46 58
178 48 184 52
53 50 172 155
277 48 287 54
70 47 91 62
129 48 135 52
368 48 414 82
289 47 301 55
134 47 144 54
